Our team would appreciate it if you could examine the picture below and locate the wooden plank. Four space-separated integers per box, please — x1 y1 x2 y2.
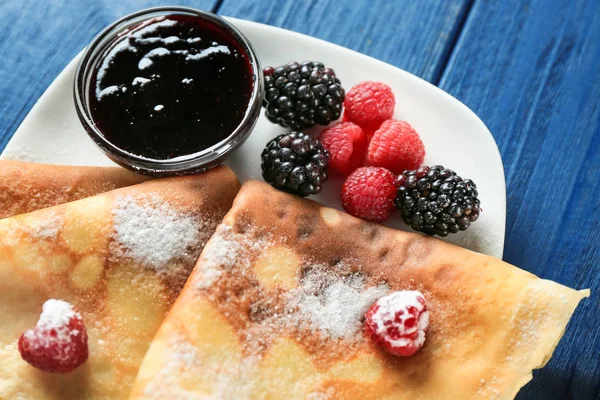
438 1 600 398
217 0 472 83
0 0 218 151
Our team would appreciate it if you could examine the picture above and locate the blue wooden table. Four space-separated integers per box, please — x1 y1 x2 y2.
1 0 599 398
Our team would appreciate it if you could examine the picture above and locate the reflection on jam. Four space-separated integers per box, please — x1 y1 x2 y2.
90 15 253 160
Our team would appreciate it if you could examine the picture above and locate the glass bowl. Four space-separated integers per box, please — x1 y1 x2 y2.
74 6 263 176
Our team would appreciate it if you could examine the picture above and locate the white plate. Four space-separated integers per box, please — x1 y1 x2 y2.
0 17 506 258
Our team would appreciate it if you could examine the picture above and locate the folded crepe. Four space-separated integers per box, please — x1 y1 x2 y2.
0 160 149 219
131 180 589 400
0 166 240 399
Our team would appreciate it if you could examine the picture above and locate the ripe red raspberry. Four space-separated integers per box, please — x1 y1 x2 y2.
343 81 395 132
365 291 429 357
319 122 368 175
341 167 397 222
19 299 88 373
366 119 425 174
343 114 378 141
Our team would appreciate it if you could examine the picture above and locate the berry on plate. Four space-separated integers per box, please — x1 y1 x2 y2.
261 132 329 197
394 165 481 236
365 119 425 174
341 166 396 222
343 81 395 132
365 290 429 357
262 61 345 129
319 122 368 175
18 299 88 373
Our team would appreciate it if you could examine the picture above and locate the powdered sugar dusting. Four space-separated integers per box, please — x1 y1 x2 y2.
476 376 502 399
194 224 267 290
29 211 62 239
368 291 429 349
24 299 80 345
142 335 256 399
307 387 335 400
510 284 551 351
197 267 223 290
37 299 76 330
142 337 202 399
288 267 389 339
141 225 397 397
505 280 572 365
194 225 389 342
112 194 200 271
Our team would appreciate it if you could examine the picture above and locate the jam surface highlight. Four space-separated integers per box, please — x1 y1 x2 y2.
90 14 253 160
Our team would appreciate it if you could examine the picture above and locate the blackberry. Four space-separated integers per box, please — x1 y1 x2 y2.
262 61 345 129
394 165 481 236
261 132 329 197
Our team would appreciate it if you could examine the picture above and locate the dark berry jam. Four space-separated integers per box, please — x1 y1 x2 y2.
89 14 253 160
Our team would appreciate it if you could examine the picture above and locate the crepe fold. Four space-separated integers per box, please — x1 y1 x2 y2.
131 180 589 400
0 166 240 399
0 160 150 219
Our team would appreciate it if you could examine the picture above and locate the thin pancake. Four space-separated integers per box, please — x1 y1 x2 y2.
0 160 149 219
131 180 589 400
0 166 240 399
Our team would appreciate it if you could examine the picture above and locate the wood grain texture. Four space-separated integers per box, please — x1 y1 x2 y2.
439 1 600 399
217 0 472 83
0 0 218 152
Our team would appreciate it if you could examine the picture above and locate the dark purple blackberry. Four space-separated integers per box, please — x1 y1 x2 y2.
394 165 481 236
262 61 345 129
261 132 329 197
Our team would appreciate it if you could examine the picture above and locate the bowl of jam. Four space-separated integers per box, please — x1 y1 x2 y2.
74 7 263 175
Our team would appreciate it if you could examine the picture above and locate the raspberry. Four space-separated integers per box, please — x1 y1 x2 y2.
343 81 395 131
365 291 429 357
319 122 368 175
18 299 88 373
366 119 425 174
341 167 397 222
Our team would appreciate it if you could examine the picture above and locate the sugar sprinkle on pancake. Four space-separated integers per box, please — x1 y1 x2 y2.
112 194 203 272
131 180 589 400
0 167 240 400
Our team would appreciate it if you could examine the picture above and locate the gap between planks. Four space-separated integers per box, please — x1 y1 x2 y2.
212 0 225 14
431 0 475 86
